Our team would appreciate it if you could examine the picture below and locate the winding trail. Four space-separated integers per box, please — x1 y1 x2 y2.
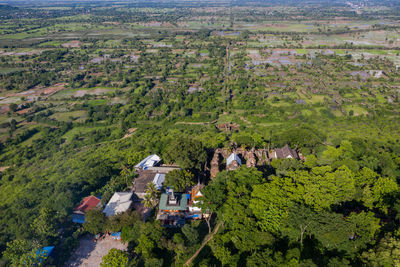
185 221 223 266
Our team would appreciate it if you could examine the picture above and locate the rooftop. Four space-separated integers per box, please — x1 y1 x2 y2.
103 192 133 217
227 152 242 166
274 145 299 159
74 196 101 214
153 173 165 190
159 193 188 211
133 170 158 193
135 154 161 170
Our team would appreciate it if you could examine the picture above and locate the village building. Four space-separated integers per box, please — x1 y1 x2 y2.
210 147 303 177
156 184 204 226
270 144 302 160
187 183 203 219
134 154 161 171
72 196 101 224
132 171 166 200
103 192 133 217
132 155 180 200
157 189 188 227
226 152 242 171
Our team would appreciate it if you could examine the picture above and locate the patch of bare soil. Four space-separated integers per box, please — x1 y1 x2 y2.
122 128 137 139
62 40 82 48
0 166 10 172
4 83 66 99
65 235 127 267
74 89 108 97
0 104 10 114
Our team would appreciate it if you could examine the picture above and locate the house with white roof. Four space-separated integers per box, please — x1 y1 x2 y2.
135 154 161 171
103 192 133 217
226 153 242 171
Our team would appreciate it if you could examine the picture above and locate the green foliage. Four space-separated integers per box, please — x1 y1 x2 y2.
164 169 195 192
142 182 159 208
100 248 129 267
273 125 326 149
361 235 400 266
84 209 106 235
135 221 164 259
144 258 163 267
1 3 400 267
31 207 58 242
251 166 359 233
182 224 199 246
164 137 207 170
106 210 141 233
3 239 44 267
232 133 255 148
270 158 304 176
9 103 18 112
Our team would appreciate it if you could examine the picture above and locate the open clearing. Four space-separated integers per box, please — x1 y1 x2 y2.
65 235 127 267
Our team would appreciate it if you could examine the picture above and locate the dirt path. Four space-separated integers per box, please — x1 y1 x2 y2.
175 120 217 125
185 221 223 266
240 116 251 125
0 166 10 172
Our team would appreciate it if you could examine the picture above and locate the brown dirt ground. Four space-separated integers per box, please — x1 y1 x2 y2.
62 40 82 48
65 235 127 267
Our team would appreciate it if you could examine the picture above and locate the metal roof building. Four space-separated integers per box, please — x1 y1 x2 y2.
103 192 133 217
159 193 188 211
135 154 161 170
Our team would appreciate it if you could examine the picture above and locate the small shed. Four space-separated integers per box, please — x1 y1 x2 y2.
226 153 242 171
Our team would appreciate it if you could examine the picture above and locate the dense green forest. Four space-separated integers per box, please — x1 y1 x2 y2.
0 0 400 266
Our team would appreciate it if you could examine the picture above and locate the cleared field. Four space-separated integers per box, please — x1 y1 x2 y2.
50 87 118 99
50 110 87 122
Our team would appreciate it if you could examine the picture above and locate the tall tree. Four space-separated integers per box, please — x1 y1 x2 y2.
31 207 58 242
142 182 159 208
84 209 107 235
164 169 195 192
100 248 129 267
165 137 207 170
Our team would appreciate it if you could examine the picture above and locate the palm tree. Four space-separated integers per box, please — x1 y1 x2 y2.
142 194 153 208
142 182 159 208
120 164 136 188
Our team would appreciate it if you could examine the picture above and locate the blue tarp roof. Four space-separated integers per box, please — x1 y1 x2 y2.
36 246 54 262
72 214 85 224
111 232 121 237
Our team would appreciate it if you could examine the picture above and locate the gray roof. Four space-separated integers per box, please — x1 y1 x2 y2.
103 192 133 217
133 171 157 193
227 153 242 166
275 145 299 159
135 154 161 169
